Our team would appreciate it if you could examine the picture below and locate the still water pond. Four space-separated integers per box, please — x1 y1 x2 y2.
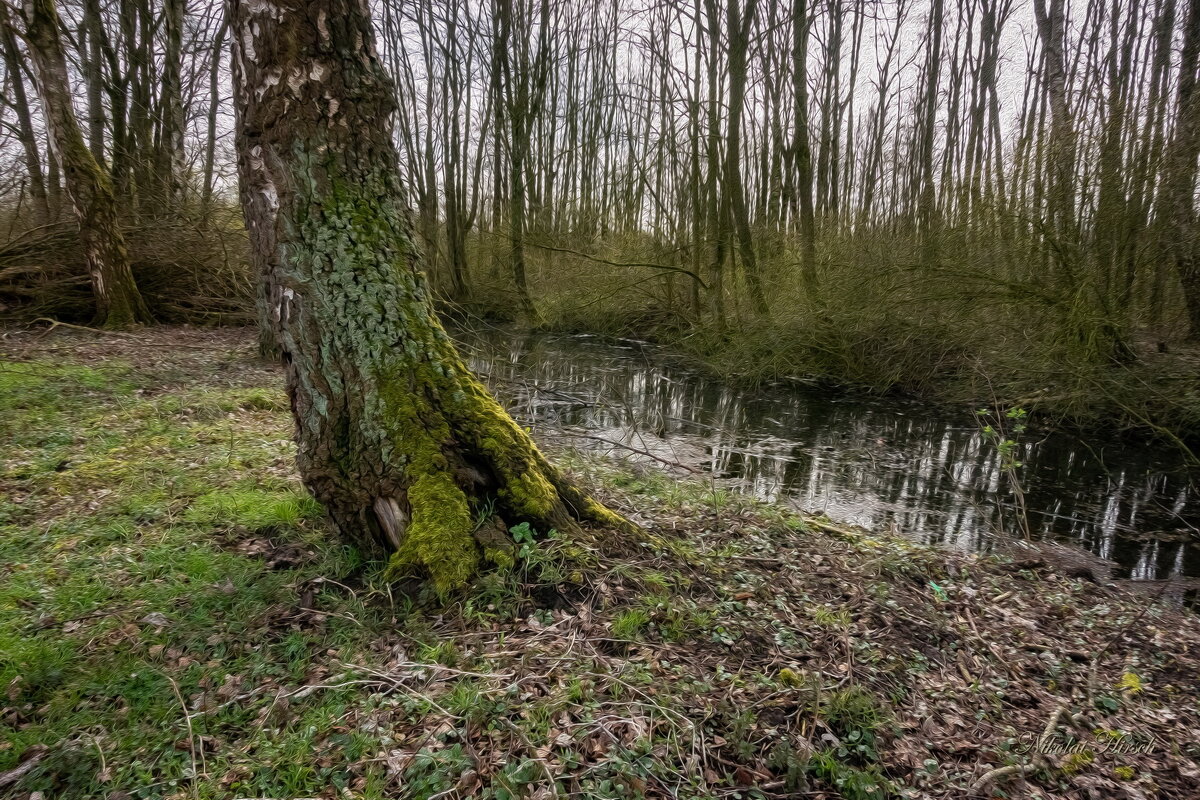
454 327 1199 581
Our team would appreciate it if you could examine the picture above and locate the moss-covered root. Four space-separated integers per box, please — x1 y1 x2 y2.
380 364 634 596
389 471 478 596
449 365 635 532
383 458 632 597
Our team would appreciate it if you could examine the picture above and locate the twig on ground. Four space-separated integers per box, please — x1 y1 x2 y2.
0 744 48 790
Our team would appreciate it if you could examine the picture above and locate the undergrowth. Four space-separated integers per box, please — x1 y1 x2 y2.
450 232 1200 444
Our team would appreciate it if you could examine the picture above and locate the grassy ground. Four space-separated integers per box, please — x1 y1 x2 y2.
2 326 1200 800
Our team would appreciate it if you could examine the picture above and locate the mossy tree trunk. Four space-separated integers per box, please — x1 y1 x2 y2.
230 0 626 594
723 0 769 317
20 0 153 329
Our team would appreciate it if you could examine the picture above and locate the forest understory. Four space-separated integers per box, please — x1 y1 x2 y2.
2 326 1199 800
4 219 1200 451
6 0 1200 448
3 0 1200 795
452 273 1200 450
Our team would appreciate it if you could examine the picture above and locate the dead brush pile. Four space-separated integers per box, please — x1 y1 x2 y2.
0 216 253 326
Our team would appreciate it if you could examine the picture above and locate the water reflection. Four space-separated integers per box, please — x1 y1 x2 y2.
456 328 1200 581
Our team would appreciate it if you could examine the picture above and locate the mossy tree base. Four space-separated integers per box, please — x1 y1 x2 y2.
231 0 628 593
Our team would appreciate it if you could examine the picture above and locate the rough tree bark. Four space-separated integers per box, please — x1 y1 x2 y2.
724 0 769 316
81 0 104 162
497 0 548 325
20 0 152 328
1156 0 1200 336
915 0 944 265
154 0 187 208
200 17 227 224
1033 0 1078 280
791 0 818 295
230 0 626 593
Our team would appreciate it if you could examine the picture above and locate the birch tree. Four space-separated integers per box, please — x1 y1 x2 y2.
14 0 152 327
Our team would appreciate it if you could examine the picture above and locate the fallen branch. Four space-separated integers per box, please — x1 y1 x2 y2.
544 430 701 473
506 235 710 289
0 744 48 790
970 702 1071 794
969 763 1028 793
32 317 142 338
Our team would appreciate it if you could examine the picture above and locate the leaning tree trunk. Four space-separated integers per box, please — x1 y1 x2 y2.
230 0 625 594
20 0 152 329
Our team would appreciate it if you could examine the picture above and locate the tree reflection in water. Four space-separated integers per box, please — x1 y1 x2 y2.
458 328 1199 583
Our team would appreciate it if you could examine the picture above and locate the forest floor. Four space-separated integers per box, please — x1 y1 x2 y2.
2 326 1200 800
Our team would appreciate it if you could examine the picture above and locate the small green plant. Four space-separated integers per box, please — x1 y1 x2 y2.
565 675 596 703
417 640 461 667
611 608 651 640
813 605 852 628
975 406 1031 540
443 678 484 718
492 758 546 799
403 744 474 797
472 496 498 529
1061 750 1096 775
767 741 810 790
821 686 887 764
463 572 523 621
511 521 538 558
1116 670 1144 695
809 751 890 800
509 522 566 584
640 570 671 596
976 406 1028 471
726 709 760 760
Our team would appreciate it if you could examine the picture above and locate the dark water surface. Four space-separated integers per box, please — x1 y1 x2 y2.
454 327 1200 581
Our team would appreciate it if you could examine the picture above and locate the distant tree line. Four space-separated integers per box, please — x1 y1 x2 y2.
382 0 1200 353
1 0 1199 353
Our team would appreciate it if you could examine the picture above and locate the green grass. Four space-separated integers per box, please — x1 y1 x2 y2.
0 352 895 799
610 608 651 640
184 487 323 530
0 358 396 798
